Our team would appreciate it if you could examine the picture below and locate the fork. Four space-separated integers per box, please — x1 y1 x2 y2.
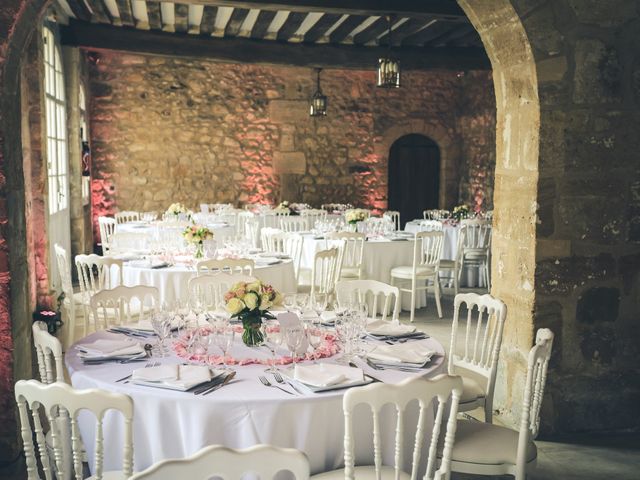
258 375 295 395
273 372 303 395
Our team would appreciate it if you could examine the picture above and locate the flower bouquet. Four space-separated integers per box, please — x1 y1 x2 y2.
182 225 214 258
345 208 369 225
451 204 470 222
225 280 282 346
276 201 291 214
166 202 187 218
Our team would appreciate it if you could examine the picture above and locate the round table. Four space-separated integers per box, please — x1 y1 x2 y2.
115 221 236 250
66 331 445 475
122 259 297 304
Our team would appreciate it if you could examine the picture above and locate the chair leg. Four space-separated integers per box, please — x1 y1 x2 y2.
484 400 493 423
434 275 443 319
485 259 491 291
410 279 416 323
453 264 459 296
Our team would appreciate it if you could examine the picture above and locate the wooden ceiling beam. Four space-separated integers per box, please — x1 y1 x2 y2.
328 15 367 43
142 0 467 21
200 6 218 35
84 0 112 24
146 1 162 30
115 0 135 27
61 20 490 70
174 4 190 33
377 18 432 47
250 10 276 39
66 0 92 22
401 20 459 47
352 16 389 45
276 12 307 42
302 13 342 43
224 7 250 36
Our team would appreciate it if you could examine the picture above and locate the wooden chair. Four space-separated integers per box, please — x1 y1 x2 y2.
449 293 507 422
188 273 257 310
54 244 86 348
196 258 254 276
97 216 117 255
114 211 140 224
383 210 400 231
311 374 462 480
335 280 401 322
390 231 445 321
459 220 492 290
90 285 160 330
131 444 310 480
325 232 364 280
449 329 554 480
280 216 309 233
15 379 134 480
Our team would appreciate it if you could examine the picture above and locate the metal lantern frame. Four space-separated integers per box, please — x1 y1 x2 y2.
377 15 401 88
310 68 327 116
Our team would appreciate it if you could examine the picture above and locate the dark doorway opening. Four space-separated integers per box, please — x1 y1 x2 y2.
388 134 441 229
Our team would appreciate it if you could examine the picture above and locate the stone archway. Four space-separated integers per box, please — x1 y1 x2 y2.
374 119 461 210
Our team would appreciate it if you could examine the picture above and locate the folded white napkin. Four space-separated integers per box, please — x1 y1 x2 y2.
368 343 435 365
255 257 281 266
366 320 416 337
294 363 363 387
320 311 337 323
132 364 212 390
78 339 143 358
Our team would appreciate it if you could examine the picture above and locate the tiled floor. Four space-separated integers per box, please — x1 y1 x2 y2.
2 286 639 480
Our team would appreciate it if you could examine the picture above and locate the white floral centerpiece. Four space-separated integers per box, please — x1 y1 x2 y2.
166 202 188 218
345 208 369 225
225 280 282 346
276 201 291 213
182 225 214 258
451 204 470 222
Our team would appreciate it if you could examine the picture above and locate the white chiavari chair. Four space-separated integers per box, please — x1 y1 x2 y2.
325 232 364 280
383 210 400 231
449 293 507 422
268 232 304 283
424 209 450 221
199 204 210 213
298 247 341 299
188 273 257 310
236 211 254 237
280 216 309 233
98 216 117 255
336 280 401 322
300 209 327 230
114 211 140 224
54 244 86 348
260 227 283 251
131 444 310 480
311 375 462 480
195 258 254 276
15 379 134 480
390 231 445 321
244 217 260 249
90 285 160 330
459 219 492 290
32 321 65 384
75 254 123 335
449 329 554 480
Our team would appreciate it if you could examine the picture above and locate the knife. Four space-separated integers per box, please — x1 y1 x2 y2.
201 371 236 396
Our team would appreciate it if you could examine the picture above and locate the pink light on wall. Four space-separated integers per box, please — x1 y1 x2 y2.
91 177 116 243
352 153 387 215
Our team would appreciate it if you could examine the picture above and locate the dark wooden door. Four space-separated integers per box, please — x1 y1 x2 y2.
388 134 440 229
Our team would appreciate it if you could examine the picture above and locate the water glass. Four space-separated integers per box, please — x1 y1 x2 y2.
284 326 305 365
306 318 323 363
213 325 235 370
262 320 282 373
283 293 297 312
150 312 171 357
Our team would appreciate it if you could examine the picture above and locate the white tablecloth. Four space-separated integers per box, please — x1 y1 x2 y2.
66 331 446 475
116 221 236 247
122 260 296 304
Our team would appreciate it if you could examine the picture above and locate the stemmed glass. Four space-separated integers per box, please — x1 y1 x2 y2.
213 324 235 371
305 317 323 364
295 294 309 317
283 293 297 312
261 320 282 373
310 293 328 320
284 326 305 366
335 314 357 364
150 312 171 357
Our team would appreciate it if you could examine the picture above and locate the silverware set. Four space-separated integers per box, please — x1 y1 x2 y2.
192 370 236 396
258 374 301 396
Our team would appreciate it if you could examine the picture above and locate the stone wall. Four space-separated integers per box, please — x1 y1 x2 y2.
87 52 495 228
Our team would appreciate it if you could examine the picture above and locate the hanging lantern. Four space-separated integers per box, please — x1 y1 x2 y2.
310 68 327 116
377 16 400 88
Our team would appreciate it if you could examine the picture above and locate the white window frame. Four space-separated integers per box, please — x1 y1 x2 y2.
43 24 68 215
79 84 90 205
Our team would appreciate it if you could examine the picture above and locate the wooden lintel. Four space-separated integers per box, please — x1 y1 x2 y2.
60 20 490 70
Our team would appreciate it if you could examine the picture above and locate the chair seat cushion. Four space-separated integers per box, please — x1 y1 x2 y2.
390 266 437 279
312 465 410 480
340 267 361 278
87 471 128 480
448 419 537 465
460 376 485 404
439 259 456 268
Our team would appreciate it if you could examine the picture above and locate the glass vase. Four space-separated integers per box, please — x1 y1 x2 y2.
194 242 205 259
241 312 265 347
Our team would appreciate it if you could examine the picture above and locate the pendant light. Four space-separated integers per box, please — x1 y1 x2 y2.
310 68 327 116
377 15 400 88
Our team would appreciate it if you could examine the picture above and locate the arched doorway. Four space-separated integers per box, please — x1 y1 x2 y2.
388 134 440 229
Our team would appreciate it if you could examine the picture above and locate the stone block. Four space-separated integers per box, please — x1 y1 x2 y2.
273 151 306 175
567 0 637 27
533 300 563 367
573 39 622 104
576 287 620 325
536 254 616 295
268 100 309 124
537 56 567 83
536 177 556 237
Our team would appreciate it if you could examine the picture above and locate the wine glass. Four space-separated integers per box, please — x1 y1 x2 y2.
283 293 297 312
306 318 323 364
335 314 357 364
150 312 171 357
261 320 282 373
311 293 328 319
295 293 309 316
213 324 235 371
284 326 305 366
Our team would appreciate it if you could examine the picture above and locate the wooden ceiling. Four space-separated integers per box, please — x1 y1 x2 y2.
58 0 490 70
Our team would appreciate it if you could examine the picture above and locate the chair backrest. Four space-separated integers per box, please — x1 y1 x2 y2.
448 293 507 400
32 321 65 384
260 227 283 252
383 210 400 231
310 247 341 297
98 217 117 254
300 209 327 229
90 285 160 330
280 216 309 232
244 218 260 248
343 374 462 480
54 243 74 298
75 254 123 304
413 231 444 270
460 219 492 251
236 211 255 237
263 210 289 228
115 211 140 224
325 232 365 279
516 329 554 470
336 280 401 321
199 204 210 213
269 232 304 280
15 379 134 480
130 444 310 480
419 220 443 232
424 209 449 220
188 273 257 310
196 258 254 276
